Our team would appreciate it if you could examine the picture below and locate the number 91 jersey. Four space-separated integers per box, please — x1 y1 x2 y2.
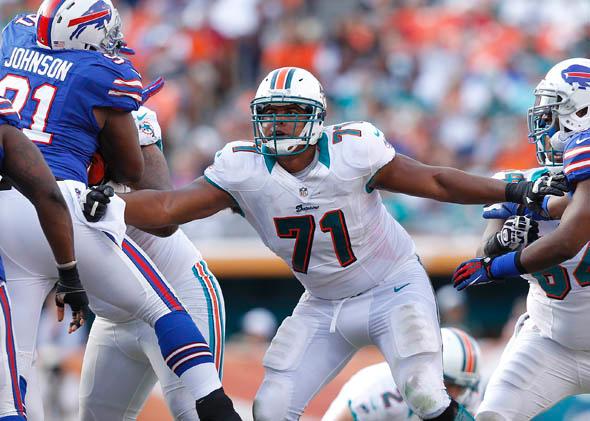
494 168 590 350
0 14 142 185
204 121 416 300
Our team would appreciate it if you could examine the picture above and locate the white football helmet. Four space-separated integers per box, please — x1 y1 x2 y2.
442 327 481 407
36 0 125 55
251 67 326 156
528 58 590 166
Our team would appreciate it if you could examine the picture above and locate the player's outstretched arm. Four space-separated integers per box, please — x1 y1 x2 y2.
519 179 590 272
121 176 235 230
370 154 567 206
1 125 87 331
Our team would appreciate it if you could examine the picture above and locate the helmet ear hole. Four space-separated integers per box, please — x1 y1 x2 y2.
576 107 588 118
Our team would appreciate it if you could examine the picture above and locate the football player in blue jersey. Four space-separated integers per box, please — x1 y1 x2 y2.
0 1 240 420
0 97 87 420
452 58 590 289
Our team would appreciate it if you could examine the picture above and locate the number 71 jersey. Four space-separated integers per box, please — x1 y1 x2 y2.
204 121 416 299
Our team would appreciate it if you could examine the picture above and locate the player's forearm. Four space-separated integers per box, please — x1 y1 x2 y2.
519 196 590 272
519 231 585 273
430 168 508 204
546 195 570 219
121 190 179 228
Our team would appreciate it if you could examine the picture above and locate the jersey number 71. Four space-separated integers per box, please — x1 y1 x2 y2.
274 209 357 273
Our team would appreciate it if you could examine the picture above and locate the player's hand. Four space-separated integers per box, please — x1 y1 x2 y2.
505 172 569 217
452 257 496 291
498 216 539 249
55 264 89 334
142 77 164 104
483 216 539 257
81 185 114 222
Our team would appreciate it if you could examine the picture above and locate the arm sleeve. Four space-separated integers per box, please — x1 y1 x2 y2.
564 133 590 185
81 57 143 113
132 106 162 149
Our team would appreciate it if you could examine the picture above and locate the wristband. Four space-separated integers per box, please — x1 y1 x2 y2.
489 251 525 278
56 260 77 270
504 181 524 204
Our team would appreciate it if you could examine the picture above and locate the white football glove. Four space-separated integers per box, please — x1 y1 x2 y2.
484 216 539 257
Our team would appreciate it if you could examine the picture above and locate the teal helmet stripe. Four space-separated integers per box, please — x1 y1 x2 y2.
285 68 296 89
269 69 280 89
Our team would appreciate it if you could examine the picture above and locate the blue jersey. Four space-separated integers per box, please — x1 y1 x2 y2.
563 129 590 187
0 14 142 184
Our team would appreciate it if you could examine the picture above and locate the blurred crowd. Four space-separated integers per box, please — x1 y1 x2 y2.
2 0 589 235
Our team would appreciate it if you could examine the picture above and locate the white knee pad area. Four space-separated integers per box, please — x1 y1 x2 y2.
402 370 450 419
253 377 291 421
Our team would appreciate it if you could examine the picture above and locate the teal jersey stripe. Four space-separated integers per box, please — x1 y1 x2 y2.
285 68 296 89
192 264 217 376
270 69 279 89
232 145 258 153
317 132 330 168
203 260 226 378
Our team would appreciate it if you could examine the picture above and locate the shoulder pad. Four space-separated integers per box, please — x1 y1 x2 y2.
204 141 264 192
328 121 395 180
132 106 162 149
76 54 143 112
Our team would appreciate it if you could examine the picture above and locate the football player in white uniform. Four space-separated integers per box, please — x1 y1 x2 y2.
77 107 225 420
452 58 590 421
0 97 87 421
323 328 481 421
83 67 567 420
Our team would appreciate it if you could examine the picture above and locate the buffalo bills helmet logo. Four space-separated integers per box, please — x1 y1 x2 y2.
68 0 112 40
561 64 590 90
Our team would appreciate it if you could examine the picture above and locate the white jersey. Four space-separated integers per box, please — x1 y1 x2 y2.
323 362 415 421
204 121 416 299
494 168 590 350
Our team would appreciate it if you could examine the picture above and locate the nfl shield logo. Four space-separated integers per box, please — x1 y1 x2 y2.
299 187 308 197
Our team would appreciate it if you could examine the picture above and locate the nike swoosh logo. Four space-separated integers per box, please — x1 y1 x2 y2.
470 275 482 285
576 137 589 145
136 112 147 121
394 283 410 293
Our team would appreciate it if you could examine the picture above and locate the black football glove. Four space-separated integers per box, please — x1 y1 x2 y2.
82 185 114 222
505 172 569 216
55 264 89 333
483 216 539 257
